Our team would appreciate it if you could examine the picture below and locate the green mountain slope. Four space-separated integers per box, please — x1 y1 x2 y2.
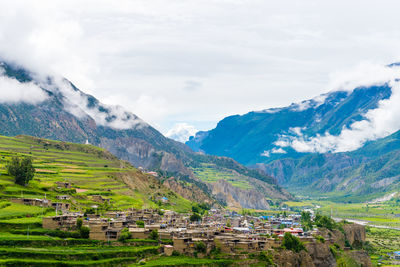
0 135 192 212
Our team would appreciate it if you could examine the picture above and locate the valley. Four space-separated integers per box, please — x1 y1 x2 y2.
0 134 377 266
0 62 399 266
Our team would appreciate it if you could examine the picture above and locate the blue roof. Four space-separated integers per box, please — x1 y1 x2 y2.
394 251 400 256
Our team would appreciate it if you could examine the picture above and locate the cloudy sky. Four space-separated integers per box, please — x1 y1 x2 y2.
1 0 400 139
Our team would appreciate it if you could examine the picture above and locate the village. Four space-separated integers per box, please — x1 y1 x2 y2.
7 181 346 259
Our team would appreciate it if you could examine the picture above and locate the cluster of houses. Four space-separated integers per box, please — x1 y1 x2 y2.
39 207 322 257
7 179 328 257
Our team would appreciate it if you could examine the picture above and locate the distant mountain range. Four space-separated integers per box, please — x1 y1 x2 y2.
0 61 290 209
188 64 400 201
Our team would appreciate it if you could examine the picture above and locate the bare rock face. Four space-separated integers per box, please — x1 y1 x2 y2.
273 250 315 267
318 228 346 248
305 242 337 267
163 177 213 204
343 224 366 247
346 250 372 267
211 180 270 209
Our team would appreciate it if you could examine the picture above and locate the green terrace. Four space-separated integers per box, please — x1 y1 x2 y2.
0 135 197 266
0 135 192 212
191 163 253 190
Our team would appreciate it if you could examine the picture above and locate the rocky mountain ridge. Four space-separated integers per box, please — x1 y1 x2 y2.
187 64 400 201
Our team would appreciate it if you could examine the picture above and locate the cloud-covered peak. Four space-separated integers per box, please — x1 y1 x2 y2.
272 64 400 153
50 78 147 130
166 123 198 143
0 61 147 130
0 64 48 104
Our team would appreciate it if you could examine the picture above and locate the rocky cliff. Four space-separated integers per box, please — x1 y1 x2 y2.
211 180 271 210
342 224 367 247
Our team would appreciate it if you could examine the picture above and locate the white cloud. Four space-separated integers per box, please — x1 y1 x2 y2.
271 148 287 154
261 151 270 157
54 78 147 130
277 77 400 153
326 62 400 92
1 1 400 133
166 123 198 143
0 72 47 104
261 147 287 157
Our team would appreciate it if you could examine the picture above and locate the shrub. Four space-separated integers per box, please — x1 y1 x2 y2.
77 218 83 229
7 156 35 186
136 220 145 228
118 228 132 242
79 226 90 239
171 250 180 256
282 232 306 253
329 244 339 259
314 214 336 230
344 239 352 249
316 235 325 243
195 241 207 253
84 208 96 216
190 213 202 222
192 205 200 213
149 229 159 241
258 251 274 265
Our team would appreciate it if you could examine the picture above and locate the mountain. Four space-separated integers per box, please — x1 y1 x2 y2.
0 61 291 209
259 129 400 202
187 64 400 201
187 84 392 165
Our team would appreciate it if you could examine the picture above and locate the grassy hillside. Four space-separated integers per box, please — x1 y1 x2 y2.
0 135 195 266
0 135 192 213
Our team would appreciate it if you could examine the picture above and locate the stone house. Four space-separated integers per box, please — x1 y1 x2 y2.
56 182 72 189
10 198 51 207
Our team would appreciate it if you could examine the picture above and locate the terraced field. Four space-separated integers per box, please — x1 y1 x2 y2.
191 163 253 190
0 135 191 212
0 135 193 266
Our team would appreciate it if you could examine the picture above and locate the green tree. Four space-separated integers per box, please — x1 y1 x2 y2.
195 241 206 253
314 214 336 230
118 228 132 242
301 211 313 231
190 213 202 222
149 229 159 240
79 226 90 239
76 218 83 229
7 156 35 186
192 204 200 213
136 220 145 228
281 232 306 253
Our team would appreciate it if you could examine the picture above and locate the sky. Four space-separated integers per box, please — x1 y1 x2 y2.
1 0 400 141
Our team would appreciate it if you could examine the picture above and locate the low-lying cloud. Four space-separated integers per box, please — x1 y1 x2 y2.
166 123 198 143
50 77 147 130
0 69 47 104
